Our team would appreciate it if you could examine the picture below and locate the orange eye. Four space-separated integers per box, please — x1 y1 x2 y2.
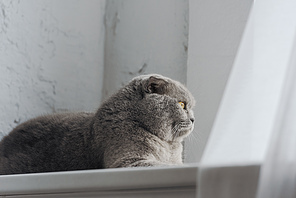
179 102 185 109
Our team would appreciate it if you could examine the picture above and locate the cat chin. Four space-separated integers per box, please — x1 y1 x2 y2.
174 126 194 140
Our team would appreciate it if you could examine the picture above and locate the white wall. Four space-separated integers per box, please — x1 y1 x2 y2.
185 0 253 162
0 0 253 164
0 0 106 138
103 0 189 99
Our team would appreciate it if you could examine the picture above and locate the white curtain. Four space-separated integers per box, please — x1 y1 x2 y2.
256 33 296 198
189 0 296 197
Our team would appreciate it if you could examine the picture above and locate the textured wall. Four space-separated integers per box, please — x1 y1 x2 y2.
0 0 252 164
0 0 106 138
103 0 189 100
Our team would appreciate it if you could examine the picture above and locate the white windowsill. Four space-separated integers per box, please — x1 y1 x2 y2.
0 164 198 197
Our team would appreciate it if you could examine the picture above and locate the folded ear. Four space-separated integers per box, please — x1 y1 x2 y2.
143 76 168 94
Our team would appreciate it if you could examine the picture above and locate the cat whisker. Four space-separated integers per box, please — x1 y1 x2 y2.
171 122 182 141
170 120 194 141
172 123 180 133
168 124 178 140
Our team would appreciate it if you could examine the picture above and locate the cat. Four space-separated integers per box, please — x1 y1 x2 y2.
0 74 195 175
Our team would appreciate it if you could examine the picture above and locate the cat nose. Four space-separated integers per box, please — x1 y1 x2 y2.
190 118 195 123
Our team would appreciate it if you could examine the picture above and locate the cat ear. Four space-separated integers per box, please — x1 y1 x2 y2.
144 76 168 94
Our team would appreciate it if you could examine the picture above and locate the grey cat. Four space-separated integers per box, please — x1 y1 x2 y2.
0 74 195 175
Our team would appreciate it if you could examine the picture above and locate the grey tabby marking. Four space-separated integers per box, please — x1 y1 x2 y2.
0 74 195 175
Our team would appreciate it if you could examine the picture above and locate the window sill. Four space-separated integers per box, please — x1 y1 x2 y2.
0 164 198 197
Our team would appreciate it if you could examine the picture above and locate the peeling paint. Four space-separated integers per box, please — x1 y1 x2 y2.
128 63 148 76
183 43 188 52
112 12 120 36
138 63 147 74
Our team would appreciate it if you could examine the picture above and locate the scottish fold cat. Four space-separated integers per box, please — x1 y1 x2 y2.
0 74 195 175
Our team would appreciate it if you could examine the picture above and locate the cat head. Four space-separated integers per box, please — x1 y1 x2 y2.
129 74 195 142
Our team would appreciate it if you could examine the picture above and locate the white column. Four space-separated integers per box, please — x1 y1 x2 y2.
103 0 189 100
186 0 253 163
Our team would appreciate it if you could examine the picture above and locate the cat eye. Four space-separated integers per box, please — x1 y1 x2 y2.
179 102 186 109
